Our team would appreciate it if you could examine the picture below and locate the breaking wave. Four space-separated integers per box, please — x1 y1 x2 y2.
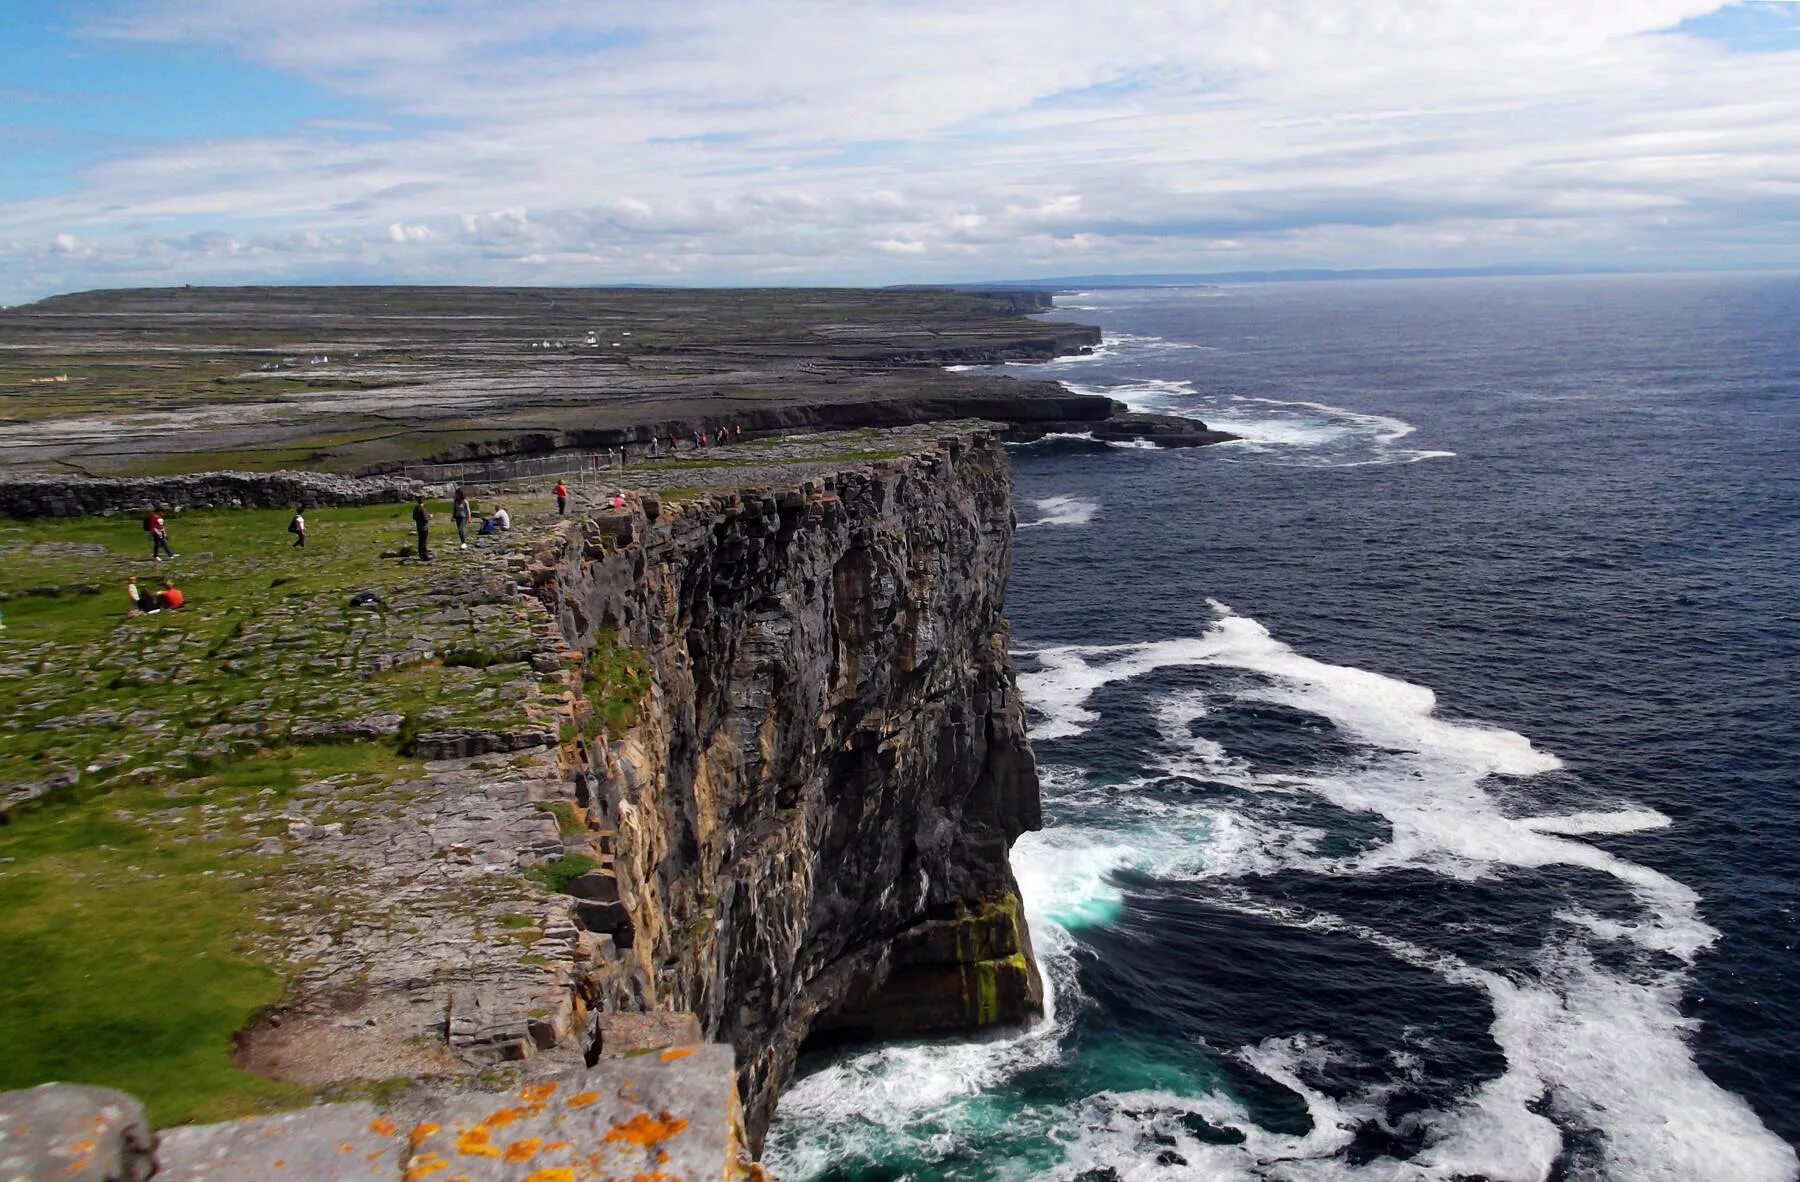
1018 495 1100 529
767 603 1796 1181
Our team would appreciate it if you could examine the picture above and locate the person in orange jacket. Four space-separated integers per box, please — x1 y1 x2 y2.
554 480 568 516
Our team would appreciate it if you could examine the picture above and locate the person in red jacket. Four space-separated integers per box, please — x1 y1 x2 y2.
554 480 568 516
155 578 184 610
145 505 174 561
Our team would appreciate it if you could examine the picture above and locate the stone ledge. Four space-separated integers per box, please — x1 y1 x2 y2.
1 1047 751 1182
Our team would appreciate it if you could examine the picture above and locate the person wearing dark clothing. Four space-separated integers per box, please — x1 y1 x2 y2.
288 505 306 548
412 496 431 561
554 480 568 516
452 487 472 548
146 506 174 561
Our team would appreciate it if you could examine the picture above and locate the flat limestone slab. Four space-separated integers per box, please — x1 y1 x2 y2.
146 1045 739 1181
405 1045 737 1181
156 1102 395 1181
0 1083 155 1182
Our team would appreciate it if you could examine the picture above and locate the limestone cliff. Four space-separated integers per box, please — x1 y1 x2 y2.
527 428 1043 1148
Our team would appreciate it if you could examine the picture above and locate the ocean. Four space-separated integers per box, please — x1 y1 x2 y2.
765 274 1800 1181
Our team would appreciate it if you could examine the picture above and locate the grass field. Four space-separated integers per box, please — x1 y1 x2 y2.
0 501 559 1123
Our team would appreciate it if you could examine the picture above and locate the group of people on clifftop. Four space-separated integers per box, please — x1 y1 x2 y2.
122 477 621 611
411 487 516 561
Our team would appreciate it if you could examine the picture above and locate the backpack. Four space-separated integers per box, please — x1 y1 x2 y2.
288 515 302 534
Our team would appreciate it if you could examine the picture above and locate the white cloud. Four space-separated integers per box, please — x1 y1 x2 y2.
3 1 1799 297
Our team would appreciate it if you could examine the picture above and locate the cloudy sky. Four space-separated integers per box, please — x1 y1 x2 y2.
2 0 1798 300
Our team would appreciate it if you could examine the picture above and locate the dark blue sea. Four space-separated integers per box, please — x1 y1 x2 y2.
767 275 1800 1181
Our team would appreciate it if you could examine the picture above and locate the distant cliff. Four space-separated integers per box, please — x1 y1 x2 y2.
525 429 1044 1149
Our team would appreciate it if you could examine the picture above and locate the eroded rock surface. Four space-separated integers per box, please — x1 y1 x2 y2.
527 429 1045 1147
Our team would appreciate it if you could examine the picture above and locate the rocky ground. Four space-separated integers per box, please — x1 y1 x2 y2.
0 424 974 1129
0 286 1118 477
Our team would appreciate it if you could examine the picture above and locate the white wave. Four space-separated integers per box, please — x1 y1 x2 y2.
1064 377 1198 406
1018 494 1099 529
1063 381 1455 468
771 603 1796 1181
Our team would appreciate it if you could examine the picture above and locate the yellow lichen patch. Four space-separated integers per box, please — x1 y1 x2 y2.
565 1090 601 1108
520 1169 576 1182
502 1136 544 1163
404 1152 449 1180
409 1122 440 1147
657 1047 695 1062
453 1125 502 1158
603 1110 690 1148
484 1105 527 1128
369 1117 400 1137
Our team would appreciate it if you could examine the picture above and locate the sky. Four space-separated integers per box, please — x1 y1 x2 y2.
1 0 1798 300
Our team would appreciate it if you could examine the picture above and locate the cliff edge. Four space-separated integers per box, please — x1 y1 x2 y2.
527 428 1043 1147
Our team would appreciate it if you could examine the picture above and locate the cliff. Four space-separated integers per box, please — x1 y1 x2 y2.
527 429 1044 1147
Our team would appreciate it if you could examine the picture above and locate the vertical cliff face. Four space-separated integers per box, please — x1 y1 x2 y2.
528 429 1043 1148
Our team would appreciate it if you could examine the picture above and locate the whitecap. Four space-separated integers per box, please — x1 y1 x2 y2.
1018 494 1099 529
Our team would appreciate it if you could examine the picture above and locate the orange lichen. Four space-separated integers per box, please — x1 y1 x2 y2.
544 1139 571 1151
369 1117 399 1137
520 1169 576 1182
502 1137 544 1163
338 1141 355 1154
658 1047 694 1062
453 1125 501 1158
603 1111 690 1148
517 1081 560 1104
404 1152 449 1180
484 1105 527 1128
565 1091 601 1108
409 1122 440 1148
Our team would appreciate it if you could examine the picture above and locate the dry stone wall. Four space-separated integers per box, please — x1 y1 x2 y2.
0 471 429 518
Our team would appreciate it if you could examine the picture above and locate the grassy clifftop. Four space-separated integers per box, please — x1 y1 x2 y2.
0 499 557 1122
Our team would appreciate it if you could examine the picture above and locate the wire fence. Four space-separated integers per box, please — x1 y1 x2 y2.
402 448 642 489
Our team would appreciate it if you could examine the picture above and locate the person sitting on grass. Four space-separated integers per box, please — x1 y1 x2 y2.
155 578 184 610
126 579 159 614
478 504 512 535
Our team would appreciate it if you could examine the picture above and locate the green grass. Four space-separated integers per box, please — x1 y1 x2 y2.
535 800 586 837
0 501 585 1124
0 744 411 1125
582 627 650 740
523 853 595 894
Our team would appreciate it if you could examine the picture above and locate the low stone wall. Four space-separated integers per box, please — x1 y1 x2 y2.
0 471 428 519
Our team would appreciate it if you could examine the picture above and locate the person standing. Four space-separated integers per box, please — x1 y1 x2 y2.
452 487 472 548
412 495 432 561
288 504 306 548
146 504 174 561
554 480 568 516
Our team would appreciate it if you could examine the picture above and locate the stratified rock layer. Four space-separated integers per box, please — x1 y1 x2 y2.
530 429 1044 1148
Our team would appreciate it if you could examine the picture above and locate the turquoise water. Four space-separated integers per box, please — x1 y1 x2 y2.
766 275 1800 1181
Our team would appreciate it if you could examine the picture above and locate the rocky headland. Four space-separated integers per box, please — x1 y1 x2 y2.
0 284 1231 480
0 286 1229 1178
